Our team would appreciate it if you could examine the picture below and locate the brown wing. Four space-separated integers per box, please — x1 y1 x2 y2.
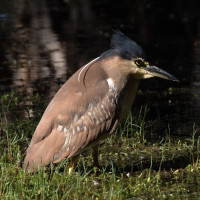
23 58 120 171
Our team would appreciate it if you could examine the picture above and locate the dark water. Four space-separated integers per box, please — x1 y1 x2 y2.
0 0 200 135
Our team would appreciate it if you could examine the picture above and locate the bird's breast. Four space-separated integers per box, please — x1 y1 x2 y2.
118 79 139 121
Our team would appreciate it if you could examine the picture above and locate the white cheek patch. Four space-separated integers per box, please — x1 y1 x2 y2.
107 78 116 90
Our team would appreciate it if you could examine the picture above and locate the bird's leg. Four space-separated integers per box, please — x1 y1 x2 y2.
68 155 79 175
92 145 101 168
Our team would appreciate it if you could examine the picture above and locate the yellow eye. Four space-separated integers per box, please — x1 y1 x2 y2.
135 59 143 66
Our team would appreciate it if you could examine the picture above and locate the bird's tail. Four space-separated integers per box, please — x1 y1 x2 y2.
23 129 67 172
23 140 55 172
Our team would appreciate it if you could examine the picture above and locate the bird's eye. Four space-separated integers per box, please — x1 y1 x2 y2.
135 59 143 66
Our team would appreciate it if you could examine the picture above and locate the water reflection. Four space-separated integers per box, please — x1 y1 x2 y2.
0 0 200 134
190 20 200 130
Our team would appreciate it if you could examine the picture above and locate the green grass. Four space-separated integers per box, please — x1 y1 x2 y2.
0 91 200 199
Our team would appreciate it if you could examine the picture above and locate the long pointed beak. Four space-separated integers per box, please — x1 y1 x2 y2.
145 65 179 82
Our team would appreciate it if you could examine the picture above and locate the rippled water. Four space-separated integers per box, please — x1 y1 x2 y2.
0 0 200 135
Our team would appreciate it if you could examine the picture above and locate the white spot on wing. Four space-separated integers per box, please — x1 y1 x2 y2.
74 114 79 122
88 103 93 110
92 111 100 125
93 111 97 120
88 112 92 116
100 104 108 118
72 129 75 135
77 126 80 132
105 104 111 116
63 132 70 148
84 126 87 131
78 57 100 82
57 125 63 132
76 92 82 96
64 128 68 134
107 78 116 90
100 117 103 123
68 135 72 144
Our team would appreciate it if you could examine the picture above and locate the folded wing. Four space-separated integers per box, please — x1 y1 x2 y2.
24 58 120 171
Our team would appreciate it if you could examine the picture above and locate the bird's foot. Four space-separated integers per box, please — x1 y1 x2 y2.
68 156 79 175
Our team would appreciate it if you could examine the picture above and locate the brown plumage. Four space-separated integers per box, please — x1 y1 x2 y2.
24 31 178 172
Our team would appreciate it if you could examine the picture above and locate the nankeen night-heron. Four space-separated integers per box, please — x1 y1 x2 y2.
23 31 178 172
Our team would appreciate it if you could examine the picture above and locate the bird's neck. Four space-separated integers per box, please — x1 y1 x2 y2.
118 76 139 121
101 57 140 121
101 56 133 89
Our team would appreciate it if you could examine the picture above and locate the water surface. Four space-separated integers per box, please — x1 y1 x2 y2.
0 0 200 136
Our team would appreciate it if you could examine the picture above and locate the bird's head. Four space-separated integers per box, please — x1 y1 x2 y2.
101 30 178 82
130 57 179 81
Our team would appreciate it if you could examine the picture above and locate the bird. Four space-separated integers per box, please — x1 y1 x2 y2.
23 30 178 173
